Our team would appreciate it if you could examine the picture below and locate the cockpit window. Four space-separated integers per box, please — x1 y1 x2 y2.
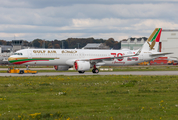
14 53 23 55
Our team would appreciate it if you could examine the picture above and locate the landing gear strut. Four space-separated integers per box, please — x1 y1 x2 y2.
26 65 29 70
92 65 99 73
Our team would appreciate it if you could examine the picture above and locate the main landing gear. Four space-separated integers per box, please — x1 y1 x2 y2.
92 68 99 73
77 65 99 74
92 65 99 73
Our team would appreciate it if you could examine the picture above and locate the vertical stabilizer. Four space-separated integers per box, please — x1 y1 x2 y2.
141 28 162 52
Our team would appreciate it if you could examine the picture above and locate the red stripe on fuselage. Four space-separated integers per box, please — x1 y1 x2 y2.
89 57 111 60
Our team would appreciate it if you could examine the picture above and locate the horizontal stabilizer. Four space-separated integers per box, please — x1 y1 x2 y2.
150 52 173 57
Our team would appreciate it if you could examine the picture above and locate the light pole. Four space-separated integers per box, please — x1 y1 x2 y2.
77 43 80 49
62 40 64 49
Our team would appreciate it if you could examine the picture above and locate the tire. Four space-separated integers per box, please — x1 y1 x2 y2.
78 71 85 74
95 68 99 73
92 68 99 73
92 69 95 73
19 70 24 74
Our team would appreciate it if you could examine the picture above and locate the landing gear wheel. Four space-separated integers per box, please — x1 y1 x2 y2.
92 68 99 73
78 71 85 74
19 70 24 74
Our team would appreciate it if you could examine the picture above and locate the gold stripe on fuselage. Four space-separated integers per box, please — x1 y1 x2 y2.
8 57 28 61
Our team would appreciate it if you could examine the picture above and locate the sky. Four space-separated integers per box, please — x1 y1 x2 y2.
0 0 178 41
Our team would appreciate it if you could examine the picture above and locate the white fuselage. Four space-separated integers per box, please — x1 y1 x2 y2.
8 48 155 67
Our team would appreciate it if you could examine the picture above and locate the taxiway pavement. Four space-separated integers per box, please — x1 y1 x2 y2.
0 71 177 76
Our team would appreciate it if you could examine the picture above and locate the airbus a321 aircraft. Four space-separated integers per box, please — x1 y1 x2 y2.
8 28 172 73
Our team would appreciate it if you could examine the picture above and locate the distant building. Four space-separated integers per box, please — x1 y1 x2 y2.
121 37 147 50
160 29 178 59
12 40 24 52
0 45 12 53
0 46 13 64
83 43 110 49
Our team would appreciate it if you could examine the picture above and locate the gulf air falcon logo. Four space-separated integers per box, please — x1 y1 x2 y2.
147 40 155 50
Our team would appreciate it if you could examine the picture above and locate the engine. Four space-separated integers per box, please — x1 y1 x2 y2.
54 65 70 71
74 61 91 71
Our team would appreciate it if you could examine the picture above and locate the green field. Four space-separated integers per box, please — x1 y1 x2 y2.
0 75 178 120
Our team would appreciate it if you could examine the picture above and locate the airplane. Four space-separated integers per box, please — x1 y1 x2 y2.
8 28 172 74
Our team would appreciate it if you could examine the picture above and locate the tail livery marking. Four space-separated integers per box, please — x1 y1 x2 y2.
147 40 155 50
147 28 162 50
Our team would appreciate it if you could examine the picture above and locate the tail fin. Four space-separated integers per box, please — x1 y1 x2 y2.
141 28 162 52
135 28 172 57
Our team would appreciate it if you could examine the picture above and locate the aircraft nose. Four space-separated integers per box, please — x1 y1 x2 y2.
8 57 15 62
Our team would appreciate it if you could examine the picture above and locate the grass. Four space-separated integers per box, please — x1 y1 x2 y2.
0 75 178 119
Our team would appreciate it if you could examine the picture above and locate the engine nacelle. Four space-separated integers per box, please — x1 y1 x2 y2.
54 65 69 71
74 61 91 71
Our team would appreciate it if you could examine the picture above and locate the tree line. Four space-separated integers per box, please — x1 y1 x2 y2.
0 37 121 49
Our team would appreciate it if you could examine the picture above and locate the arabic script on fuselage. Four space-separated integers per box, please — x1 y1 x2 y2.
61 50 77 54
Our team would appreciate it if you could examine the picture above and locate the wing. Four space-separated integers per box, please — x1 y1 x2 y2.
65 54 136 66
